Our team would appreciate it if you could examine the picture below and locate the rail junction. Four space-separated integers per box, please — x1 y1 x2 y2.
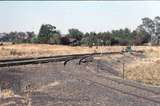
0 50 160 106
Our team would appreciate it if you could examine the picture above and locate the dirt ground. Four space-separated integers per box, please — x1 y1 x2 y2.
0 58 160 106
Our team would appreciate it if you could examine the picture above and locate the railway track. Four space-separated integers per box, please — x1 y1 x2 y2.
0 49 160 106
0 56 80 67
0 50 143 67
88 61 160 95
64 60 160 104
83 78 160 104
94 73 159 95
71 70 160 104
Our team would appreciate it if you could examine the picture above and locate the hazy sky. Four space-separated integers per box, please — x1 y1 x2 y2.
0 1 160 34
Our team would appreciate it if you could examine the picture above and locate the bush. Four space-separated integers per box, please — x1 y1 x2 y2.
60 37 70 45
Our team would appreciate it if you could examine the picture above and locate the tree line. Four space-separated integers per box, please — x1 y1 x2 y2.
1 16 160 46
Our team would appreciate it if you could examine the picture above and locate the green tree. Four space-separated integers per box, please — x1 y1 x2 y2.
138 16 160 45
68 28 83 41
38 24 59 43
49 33 61 44
134 25 150 45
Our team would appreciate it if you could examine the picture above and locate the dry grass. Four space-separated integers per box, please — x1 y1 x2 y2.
122 46 160 86
0 89 15 98
124 60 160 86
0 44 123 59
132 46 160 58
94 46 160 86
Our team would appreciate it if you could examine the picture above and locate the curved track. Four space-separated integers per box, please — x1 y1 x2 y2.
91 61 160 95
82 78 160 104
64 58 160 104
0 50 143 67
70 65 160 104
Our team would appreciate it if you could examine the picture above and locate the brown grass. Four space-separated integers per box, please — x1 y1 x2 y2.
94 46 160 86
0 44 123 59
124 60 160 86
122 46 160 86
1 89 15 98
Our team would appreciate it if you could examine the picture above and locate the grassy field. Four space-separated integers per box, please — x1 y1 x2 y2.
124 46 160 86
0 43 123 59
0 43 160 86
125 60 160 86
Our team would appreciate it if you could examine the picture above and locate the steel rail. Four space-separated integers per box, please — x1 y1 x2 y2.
0 50 143 63
69 69 160 104
83 78 160 104
85 61 160 95
0 56 78 67
0 54 90 63
70 69 160 104
96 74 160 95
0 50 143 67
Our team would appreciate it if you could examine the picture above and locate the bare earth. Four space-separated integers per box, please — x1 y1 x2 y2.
0 44 160 105
0 59 160 106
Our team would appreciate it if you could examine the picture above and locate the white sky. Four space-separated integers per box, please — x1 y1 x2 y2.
0 1 160 34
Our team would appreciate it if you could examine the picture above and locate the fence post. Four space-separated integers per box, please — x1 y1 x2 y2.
0 85 1 98
122 62 125 79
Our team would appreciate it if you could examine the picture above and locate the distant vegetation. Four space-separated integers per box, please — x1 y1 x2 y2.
1 16 160 46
